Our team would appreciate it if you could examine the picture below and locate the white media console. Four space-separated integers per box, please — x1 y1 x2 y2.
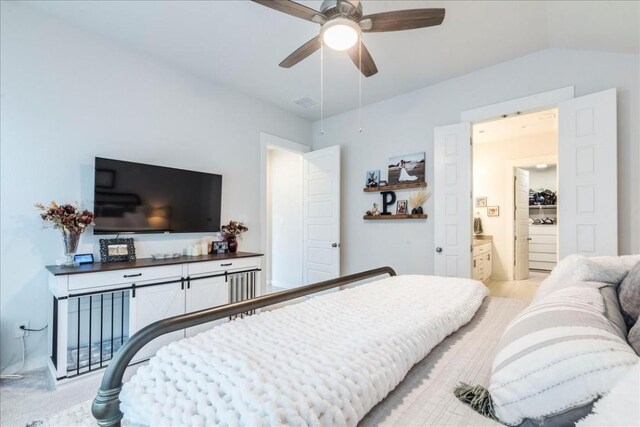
46 252 263 382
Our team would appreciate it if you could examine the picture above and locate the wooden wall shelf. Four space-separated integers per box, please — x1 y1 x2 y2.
363 214 428 220
363 182 427 192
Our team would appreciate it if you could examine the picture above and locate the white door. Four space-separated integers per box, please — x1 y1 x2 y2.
129 282 185 362
434 123 472 278
303 145 341 284
185 275 229 337
558 88 617 258
514 167 530 280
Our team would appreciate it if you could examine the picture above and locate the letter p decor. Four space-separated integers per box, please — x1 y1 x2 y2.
381 191 396 215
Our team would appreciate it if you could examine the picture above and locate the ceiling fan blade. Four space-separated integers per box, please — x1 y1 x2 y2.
279 35 322 68
360 9 445 32
251 0 327 24
346 42 378 77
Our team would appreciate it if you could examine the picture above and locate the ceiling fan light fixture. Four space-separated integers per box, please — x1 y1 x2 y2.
321 18 361 51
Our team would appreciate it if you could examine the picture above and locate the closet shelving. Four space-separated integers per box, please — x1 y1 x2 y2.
529 205 557 209
529 204 557 271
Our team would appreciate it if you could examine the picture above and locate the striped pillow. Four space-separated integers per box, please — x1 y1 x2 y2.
488 283 639 426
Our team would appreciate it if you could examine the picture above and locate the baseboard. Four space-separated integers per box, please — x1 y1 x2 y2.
1 354 48 377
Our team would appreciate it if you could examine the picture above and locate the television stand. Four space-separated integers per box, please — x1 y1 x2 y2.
45 252 263 383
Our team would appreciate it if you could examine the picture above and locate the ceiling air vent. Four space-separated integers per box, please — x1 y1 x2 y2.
291 96 319 110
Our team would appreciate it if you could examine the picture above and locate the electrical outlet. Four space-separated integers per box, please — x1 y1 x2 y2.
15 321 29 338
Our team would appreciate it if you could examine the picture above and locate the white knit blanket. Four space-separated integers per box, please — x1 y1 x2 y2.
120 275 488 427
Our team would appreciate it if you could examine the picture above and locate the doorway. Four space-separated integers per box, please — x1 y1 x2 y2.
260 133 309 293
260 133 342 294
266 146 304 291
434 87 618 282
472 109 558 284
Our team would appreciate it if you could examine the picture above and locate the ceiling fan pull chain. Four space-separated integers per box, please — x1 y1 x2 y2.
358 38 362 133
320 39 325 135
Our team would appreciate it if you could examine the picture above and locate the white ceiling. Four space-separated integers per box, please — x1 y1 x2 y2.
23 1 640 121
473 108 558 144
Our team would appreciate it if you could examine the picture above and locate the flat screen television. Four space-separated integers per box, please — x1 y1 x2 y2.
93 157 222 234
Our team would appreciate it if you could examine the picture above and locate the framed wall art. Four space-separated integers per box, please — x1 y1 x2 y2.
388 152 425 185
487 206 500 217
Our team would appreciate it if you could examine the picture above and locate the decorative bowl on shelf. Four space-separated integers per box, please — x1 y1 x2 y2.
151 253 182 260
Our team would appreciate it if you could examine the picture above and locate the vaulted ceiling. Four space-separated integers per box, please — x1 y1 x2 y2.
24 1 640 120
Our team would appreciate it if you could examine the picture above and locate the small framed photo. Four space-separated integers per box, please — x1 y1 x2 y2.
475 197 487 207
99 238 136 263
213 241 229 254
366 170 380 188
396 200 408 215
487 206 500 217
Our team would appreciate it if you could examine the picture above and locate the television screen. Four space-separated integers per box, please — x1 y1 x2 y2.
93 157 222 234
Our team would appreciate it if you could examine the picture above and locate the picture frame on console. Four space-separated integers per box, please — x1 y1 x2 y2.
212 241 229 254
99 238 136 262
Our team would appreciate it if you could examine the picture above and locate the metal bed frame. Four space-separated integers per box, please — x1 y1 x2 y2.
91 266 396 426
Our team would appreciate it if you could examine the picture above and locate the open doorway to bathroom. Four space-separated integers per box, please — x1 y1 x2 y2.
472 109 558 297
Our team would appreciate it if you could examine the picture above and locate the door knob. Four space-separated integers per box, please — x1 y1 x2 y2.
332 243 341 248
527 238 532 241
436 247 443 253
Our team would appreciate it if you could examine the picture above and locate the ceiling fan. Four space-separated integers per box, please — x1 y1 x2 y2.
251 0 445 77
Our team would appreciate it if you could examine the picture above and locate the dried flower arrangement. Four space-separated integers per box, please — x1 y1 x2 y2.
409 190 427 210
221 220 248 239
36 201 95 266
35 201 95 234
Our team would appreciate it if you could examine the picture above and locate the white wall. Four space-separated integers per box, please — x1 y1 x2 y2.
473 134 557 280
527 165 558 192
267 148 303 288
312 48 639 278
0 3 311 372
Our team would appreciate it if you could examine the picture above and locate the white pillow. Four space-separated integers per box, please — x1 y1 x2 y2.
534 254 640 302
583 255 640 284
488 285 639 426
576 361 640 426
533 254 587 301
